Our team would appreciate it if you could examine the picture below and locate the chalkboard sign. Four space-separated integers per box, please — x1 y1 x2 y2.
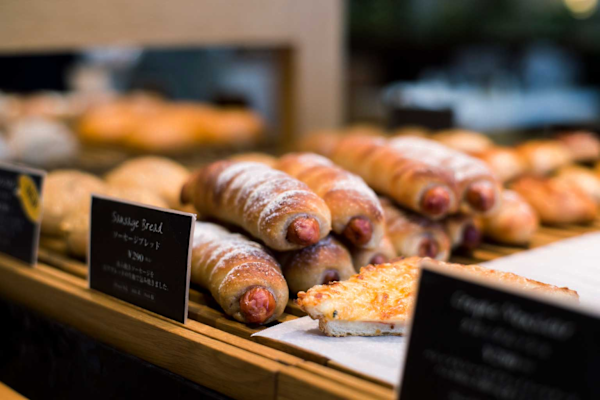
399 262 600 400
388 107 454 131
0 162 45 266
89 195 195 323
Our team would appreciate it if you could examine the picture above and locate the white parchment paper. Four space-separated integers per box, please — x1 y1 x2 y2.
482 232 600 308
253 316 406 385
254 232 600 385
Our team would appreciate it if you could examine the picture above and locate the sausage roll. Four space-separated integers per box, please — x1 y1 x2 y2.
432 129 494 154
473 146 527 183
511 176 597 225
105 157 189 209
389 136 502 215
516 140 572 176
191 222 288 324
481 190 539 246
556 131 600 163
330 135 458 219
350 233 397 271
381 198 451 261
181 161 332 251
42 170 107 236
275 153 384 249
444 214 482 252
276 236 355 296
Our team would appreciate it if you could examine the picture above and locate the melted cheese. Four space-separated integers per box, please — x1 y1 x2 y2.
297 257 578 333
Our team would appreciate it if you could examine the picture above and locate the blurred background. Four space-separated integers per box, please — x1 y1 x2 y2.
1 0 599 168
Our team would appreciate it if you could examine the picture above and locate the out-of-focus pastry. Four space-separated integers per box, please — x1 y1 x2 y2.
199 108 264 147
554 165 600 204
444 214 482 252
555 131 600 163
473 146 527 183
381 197 451 261
123 106 199 152
7 117 79 167
481 190 539 246
41 170 106 236
516 140 572 176
77 95 163 145
105 157 189 209
510 175 597 225
432 129 494 154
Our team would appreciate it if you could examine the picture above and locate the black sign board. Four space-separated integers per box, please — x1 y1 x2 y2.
399 263 600 400
0 162 45 265
89 195 195 323
388 107 454 131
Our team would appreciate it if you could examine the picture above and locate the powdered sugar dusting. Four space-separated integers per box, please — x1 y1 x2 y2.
389 137 492 182
242 177 307 222
258 189 314 227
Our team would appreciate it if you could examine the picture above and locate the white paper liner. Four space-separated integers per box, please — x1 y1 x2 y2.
254 232 600 386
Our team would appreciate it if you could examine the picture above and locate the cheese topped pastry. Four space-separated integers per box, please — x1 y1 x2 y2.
297 257 578 337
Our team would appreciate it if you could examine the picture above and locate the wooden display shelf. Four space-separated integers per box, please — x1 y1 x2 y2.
1 221 598 399
0 0 344 145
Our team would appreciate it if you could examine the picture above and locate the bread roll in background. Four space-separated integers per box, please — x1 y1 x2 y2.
191 222 288 325
122 106 199 152
42 170 106 236
7 117 79 168
432 129 494 154
511 175 597 225
556 131 600 163
77 95 163 145
517 140 572 176
277 236 355 295
481 190 539 246
105 156 189 209
473 147 527 183
554 165 600 204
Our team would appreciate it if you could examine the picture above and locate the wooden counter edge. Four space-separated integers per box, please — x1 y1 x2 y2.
0 254 278 400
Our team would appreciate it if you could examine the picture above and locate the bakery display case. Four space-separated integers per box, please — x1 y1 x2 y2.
1 1 600 399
